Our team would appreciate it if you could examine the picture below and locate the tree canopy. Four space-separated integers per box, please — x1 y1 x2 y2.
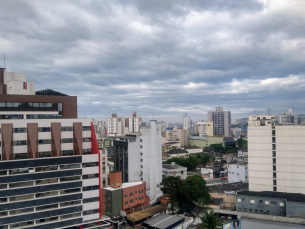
197 210 223 229
159 175 211 213
158 176 183 214
236 135 248 150
177 175 211 212
165 155 200 171
210 144 225 154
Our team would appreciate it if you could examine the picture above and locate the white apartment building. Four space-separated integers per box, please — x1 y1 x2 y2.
227 162 248 183
107 112 141 137
165 127 188 147
182 114 189 130
248 114 305 194
278 108 298 125
208 107 231 136
113 121 162 203
162 163 187 180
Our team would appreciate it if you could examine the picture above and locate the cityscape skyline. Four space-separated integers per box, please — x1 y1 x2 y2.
1 0 305 122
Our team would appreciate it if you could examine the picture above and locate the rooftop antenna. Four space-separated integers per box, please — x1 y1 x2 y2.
4 54 6 69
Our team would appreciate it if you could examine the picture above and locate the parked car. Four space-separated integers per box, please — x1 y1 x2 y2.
221 177 227 180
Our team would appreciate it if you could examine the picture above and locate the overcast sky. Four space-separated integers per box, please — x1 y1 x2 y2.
1 0 305 122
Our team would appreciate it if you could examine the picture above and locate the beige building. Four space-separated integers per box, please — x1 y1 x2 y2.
248 114 305 194
197 121 213 137
107 112 141 137
165 128 188 147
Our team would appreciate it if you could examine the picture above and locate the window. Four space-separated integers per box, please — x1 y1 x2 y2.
244 208 247 212
62 150 73 156
10 194 34 202
58 103 63 112
271 201 277 205
83 186 99 191
250 200 255 204
0 211 7 217
60 164 80 170
265 201 269 205
139 190 144 193
125 201 128 204
60 188 81 195
83 138 91 142
83 197 99 204
272 130 275 136
36 216 58 224
0 184 6 189
139 196 143 200
249 209 252 213
266 211 270 214
60 176 80 182
279 202 285 207
242 198 245 202
61 200 82 207
14 153 27 160
125 194 128 197
36 165 58 172
272 137 276 143
272 151 276 157
13 140 27 146
254 209 258 213
259 200 263 204
273 180 277 185
273 165 276 171
36 203 58 211
237 198 241 203
272 144 276 150
39 139 51 144
13 128 26 133
130 192 134 196
61 138 73 143
60 212 81 220
61 126 73 131
130 199 134 203
83 149 91 154
83 174 99 179
273 186 277 191
36 191 58 198
0 170 6 176
260 210 263 214
39 151 51 158
273 158 276 164
10 181 34 189
10 221 34 228
83 209 99 215
82 126 91 131
10 207 34 215
83 162 98 167
273 172 276 178
36 178 58 185
38 127 51 132
9 168 34 175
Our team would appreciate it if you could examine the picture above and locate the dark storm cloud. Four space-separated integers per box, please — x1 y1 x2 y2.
0 0 304 122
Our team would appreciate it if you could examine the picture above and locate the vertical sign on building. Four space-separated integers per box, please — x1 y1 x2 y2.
23 82 27 90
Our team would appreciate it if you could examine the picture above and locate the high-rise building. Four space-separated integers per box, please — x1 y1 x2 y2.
278 108 298 125
208 107 231 136
107 112 141 137
182 113 189 130
195 121 213 137
248 114 305 194
113 121 162 203
0 68 108 229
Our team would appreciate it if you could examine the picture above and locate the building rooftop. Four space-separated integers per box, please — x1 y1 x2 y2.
184 146 201 149
104 181 143 191
127 205 168 223
142 214 185 229
238 191 305 203
35 89 68 96
209 198 223 206
167 149 188 154
189 136 207 140
209 182 249 193
162 164 187 170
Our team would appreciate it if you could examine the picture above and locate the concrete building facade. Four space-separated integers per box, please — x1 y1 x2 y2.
228 162 248 183
248 114 305 194
278 108 298 125
208 107 231 136
114 121 162 203
107 112 141 137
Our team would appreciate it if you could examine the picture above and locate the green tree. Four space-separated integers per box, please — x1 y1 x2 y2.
221 159 227 163
210 144 225 154
225 146 236 154
165 155 200 171
158 176 184 214
178 175 211 212
196 154 211 167
236 135 248 151
197 210 223 229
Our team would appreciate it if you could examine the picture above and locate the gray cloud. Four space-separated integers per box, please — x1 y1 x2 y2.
0 0 304 122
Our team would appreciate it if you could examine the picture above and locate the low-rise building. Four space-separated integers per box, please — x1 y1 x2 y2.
228 161 248 183
236 191 305 217
101 171 150 218
184 146 203 154
162 163 187 179
223 153 238 164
